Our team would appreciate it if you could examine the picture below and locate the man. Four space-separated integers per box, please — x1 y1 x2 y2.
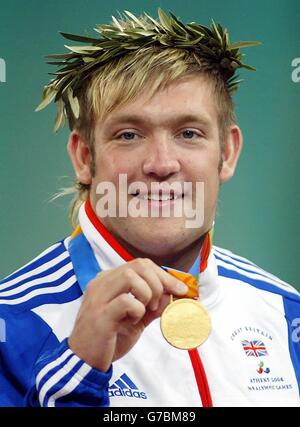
0 9 299 407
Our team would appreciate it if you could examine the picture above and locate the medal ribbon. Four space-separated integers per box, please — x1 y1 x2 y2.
68 199 213 407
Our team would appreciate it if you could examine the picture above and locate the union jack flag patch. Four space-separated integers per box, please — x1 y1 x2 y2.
242 340 268 357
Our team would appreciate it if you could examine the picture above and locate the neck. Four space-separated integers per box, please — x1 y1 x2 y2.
106 232 205 272
84 199 209 272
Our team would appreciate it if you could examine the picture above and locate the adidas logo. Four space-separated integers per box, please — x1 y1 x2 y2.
109 373 147 400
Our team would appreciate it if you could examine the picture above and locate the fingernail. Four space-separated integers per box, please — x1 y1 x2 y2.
175 281 188 294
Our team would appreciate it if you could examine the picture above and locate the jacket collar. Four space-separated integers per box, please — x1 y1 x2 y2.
78 201 221 308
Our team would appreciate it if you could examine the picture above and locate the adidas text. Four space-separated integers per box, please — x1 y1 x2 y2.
109 388 147 399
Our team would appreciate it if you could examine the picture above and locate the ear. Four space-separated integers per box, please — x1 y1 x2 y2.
219 125 243 184
67 130 93 185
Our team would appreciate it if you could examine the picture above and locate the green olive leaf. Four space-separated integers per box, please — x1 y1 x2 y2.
36 8 260 131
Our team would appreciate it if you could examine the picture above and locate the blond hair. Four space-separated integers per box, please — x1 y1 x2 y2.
63 47 236 227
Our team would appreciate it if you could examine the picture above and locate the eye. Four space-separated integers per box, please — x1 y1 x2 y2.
119 131 137 140
181 130 199 139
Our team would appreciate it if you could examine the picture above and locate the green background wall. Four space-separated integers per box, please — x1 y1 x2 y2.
0 0 299 289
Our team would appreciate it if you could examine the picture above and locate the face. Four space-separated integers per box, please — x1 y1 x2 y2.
70 75 242 259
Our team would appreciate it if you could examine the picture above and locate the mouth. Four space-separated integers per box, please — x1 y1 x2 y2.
131 189 184 202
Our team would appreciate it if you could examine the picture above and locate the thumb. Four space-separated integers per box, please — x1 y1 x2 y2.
143 294 170 327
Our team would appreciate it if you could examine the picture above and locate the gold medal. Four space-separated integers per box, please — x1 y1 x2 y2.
160 298 211 350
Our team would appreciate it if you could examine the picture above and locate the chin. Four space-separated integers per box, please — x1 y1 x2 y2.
129 221 200 254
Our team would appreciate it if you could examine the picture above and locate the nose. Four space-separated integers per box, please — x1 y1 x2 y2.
142 137 181 179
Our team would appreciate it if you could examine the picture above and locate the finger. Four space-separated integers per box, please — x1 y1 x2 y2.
117 269 154 306
143 293 171 327
154 266 188 296
107 293 146 326
88 269 153 306
137 268 164 311
132 258 188 297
